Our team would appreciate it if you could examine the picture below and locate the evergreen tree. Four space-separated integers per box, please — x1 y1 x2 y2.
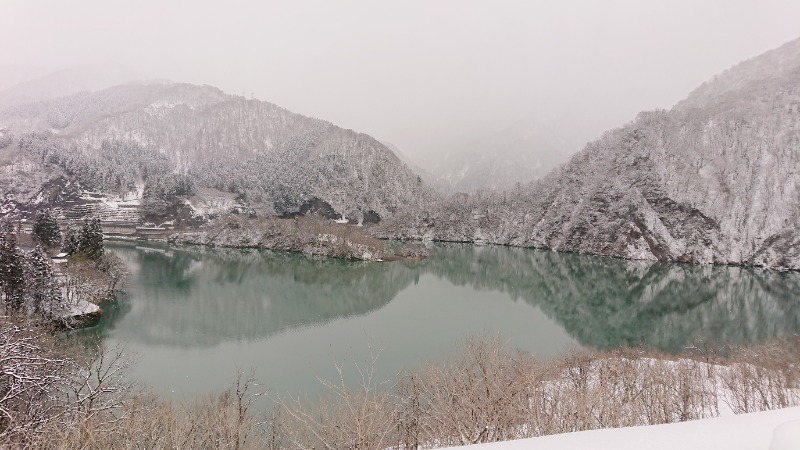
0 225 25 310
33 209 61 248
24 245 64 319
62 225 81 255
78 218 104 259
0 127 11 148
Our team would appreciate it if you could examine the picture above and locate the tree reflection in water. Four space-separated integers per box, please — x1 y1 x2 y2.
86 241 800 354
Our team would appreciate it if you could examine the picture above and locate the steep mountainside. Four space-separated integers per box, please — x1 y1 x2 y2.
0 82 436 222
379 37 800 270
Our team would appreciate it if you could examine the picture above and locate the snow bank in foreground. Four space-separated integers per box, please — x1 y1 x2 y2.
446 406 800 450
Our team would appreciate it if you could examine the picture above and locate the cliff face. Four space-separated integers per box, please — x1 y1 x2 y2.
379 38 800 270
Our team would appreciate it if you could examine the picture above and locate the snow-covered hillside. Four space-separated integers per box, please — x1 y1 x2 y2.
0 81 438 222
380 37 800 271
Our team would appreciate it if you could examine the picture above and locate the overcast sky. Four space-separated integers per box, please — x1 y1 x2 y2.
2 0 799 166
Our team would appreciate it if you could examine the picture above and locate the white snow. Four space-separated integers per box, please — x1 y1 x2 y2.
56 300 100 321
318 233 338 243
103 198 141 208
1 161 35 174
186 189 240 216
69 300 100 317
32 191 45 205
445 406 800 450
145 100 194 117
770 419 800 450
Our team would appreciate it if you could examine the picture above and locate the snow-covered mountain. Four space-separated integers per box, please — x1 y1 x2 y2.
379 37 800 270
0 81 437 222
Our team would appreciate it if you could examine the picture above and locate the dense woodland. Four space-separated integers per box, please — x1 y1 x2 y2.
1 83 435 223
0 213 117 326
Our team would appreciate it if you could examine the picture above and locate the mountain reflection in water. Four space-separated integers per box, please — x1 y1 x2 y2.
81 241 800 398
95 242 799 353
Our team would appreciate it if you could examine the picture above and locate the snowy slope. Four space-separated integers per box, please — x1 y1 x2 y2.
444 406 800 450
380 36 800 270
0 82 437 222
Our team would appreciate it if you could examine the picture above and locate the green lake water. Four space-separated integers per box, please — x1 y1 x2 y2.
79 241 800 400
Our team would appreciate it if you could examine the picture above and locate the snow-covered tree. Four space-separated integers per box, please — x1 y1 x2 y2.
78 219 104 260
33 209 61 248
0 127 12 148
62 225 80 255
23 245 64 320
143 173 195 200
0 225 25 310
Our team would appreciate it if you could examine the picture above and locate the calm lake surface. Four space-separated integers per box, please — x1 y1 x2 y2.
80 241 800 399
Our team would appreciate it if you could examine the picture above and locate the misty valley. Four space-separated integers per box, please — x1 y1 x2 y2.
2 6 800 447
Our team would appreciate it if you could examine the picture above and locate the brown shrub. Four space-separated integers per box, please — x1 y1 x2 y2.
28 373 265 450
6 326 800 449
0 315 130 447
276 336 800 448
398 335 542 446
276 354 398 449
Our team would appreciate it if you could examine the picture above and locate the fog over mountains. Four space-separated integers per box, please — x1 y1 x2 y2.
430 119 589 193
0 63 141 108
379 37 800 270
0 28 798 270
0 68 586 196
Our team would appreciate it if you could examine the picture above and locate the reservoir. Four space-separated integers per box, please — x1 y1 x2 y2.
81 241 800 399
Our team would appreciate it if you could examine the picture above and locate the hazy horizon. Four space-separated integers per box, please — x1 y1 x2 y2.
2 0 800 169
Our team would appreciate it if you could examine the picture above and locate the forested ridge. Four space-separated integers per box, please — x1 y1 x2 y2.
2 39 799 269
378 37 800 270
1 82 436 223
